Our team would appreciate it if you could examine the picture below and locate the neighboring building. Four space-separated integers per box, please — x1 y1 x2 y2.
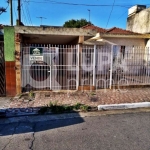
82 24 150 46
127 5 150 34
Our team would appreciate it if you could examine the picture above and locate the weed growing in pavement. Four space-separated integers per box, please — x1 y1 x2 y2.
90 92 97 96
73 103 82 110
80 105 91 112
28 90 35 98
38 102 91 114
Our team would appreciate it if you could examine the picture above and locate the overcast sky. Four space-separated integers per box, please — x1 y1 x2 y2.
0 0 150 29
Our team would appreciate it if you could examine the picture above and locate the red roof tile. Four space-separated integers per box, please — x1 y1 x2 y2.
82 24 141 35
82 24 106 33
106 27 140 35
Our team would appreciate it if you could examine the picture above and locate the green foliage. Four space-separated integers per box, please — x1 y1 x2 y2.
63 19 93 28
38 101 91 114
28 90 35 98
0 7 6 15
73 103 82 110
90 92 96 96
80 105 90 112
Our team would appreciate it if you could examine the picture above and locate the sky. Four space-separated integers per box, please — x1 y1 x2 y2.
0 0 150 29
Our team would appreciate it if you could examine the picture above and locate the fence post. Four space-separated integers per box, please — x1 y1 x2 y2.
93 45 96 86
76 44 80 90
109 45 114 89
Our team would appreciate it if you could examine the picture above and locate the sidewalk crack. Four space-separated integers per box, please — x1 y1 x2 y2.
29 123 36 150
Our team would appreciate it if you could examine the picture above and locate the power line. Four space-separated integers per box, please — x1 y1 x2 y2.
13 0 17 19
13 0 150 8
22 4 28 25
12 0 134 8
24 0 33 26
117 10 127 20
106 0 115 28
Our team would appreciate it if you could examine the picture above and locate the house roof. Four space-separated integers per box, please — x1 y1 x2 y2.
82 24 107 33
105 27 140 35
82 24 141 35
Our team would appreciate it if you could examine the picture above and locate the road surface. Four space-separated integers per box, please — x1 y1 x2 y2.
0 112 150 150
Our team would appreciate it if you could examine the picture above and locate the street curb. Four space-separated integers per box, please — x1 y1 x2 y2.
98 102 150 110
0 107 150 124
0 102 150 118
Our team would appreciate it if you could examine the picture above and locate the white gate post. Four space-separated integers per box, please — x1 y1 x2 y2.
109 45 114 89
76 44 80 90
93 45 96 86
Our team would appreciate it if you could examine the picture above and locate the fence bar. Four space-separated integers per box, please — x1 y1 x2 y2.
76 44 80 90
93 45 96 86
109 45 114 89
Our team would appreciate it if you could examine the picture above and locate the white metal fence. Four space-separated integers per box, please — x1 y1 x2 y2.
21 45 79 92
21 44 150 92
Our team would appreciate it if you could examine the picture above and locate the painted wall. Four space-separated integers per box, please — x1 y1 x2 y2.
4 26 15 61
104 37 146 47
4 26 16 96
146 39 150 47
127 7 150 34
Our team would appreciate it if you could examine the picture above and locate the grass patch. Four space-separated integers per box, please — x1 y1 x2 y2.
38 102 91 114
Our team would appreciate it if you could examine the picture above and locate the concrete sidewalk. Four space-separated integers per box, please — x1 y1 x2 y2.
0 88 150 117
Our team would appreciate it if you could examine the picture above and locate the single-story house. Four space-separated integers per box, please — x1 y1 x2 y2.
3 25 150 96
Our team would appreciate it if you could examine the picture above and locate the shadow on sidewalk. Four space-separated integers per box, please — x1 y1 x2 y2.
0 111 84 136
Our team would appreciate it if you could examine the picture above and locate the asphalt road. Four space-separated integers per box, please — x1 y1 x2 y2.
0 112 150 150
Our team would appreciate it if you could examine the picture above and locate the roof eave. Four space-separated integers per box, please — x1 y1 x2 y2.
100 33 150 39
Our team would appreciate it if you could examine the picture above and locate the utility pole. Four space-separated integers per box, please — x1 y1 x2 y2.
88 9 90 23
9 0 13 26
36 17 47 25
17 0 21 25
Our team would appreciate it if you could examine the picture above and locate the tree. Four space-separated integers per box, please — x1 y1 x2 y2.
0 1 9 15
63 19 92 28
0 7 6 15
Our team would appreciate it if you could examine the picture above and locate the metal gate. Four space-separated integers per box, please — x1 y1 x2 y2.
0 42 6 96
21 44 78 92
80 45 112 89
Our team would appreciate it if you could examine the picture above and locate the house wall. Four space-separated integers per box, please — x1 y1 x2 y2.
103 37 146 47
4 26 16 96
127 7 150 34
146 39 150 47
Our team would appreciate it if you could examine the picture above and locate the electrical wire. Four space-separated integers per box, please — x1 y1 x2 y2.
106 0 115 28
24 1 33 26
13 0 17 19
13 0 136 8
117 10 127 20
22 4 28 25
